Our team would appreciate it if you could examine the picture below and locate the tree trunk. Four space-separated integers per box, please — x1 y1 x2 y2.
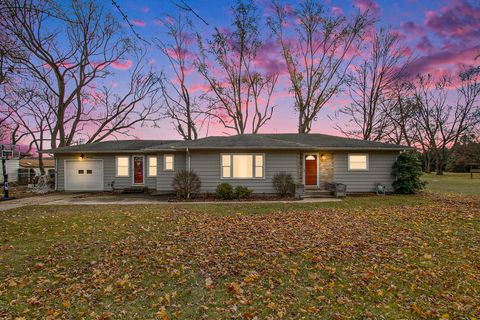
38 154 45 176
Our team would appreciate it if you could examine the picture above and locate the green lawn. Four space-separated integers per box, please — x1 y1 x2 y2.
422 172 480 196
1 193 479 319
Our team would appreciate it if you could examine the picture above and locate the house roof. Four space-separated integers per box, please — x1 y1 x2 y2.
40 140 180 154
147 134 312 150
19 158 55 168
149 134 411 151
42 134 412 154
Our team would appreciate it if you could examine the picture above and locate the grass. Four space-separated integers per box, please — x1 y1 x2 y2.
422 172 480 195
0 192 479 319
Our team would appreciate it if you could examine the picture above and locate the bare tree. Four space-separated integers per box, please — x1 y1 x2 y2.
157 13 201 140
0 0 162 150
382 82 417 146
331 29 409 141
412 70 480 175
1 86 52 172
196 0 278 134
83 51 163 143
268 0 371 133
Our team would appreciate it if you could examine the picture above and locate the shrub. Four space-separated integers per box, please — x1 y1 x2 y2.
215 182 234 200
272 172 295 197
235 185 252 199
392 153 426 194
171 170 201 199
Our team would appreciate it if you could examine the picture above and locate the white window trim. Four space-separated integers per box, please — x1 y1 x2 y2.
115 155 130 177
220 153 265 180
164 154 175 171
147 155 157 177
347 153 369 171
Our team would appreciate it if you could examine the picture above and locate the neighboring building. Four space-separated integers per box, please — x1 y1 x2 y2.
42 134 412 194
0 158 55 184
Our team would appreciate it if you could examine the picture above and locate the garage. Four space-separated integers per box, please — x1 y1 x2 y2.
65 160 104 191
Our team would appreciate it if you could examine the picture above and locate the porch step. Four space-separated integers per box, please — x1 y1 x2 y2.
303 189 334 198
122 187 147 194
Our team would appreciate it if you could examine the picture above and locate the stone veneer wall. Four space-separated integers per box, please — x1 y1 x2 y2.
319 153 334 188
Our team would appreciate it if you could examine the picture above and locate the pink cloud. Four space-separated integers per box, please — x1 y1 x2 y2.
415 36 434 54
403 44 480 78
188 83 210 93
400 21 425 37
253 41 287 76
424 0 480 44
353 0 381 16
154 19 164 26
131 19 146 27
165 16 174 25
332 6 343 16
140 6 150 13
111 59 132 70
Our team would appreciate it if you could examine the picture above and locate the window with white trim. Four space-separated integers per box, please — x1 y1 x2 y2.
164 155 174 171
221 154 264 178
221 154 231 178
148 156 157 176
348 154 368 171
116 156 129 176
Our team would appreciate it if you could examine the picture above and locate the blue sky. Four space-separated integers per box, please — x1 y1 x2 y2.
107 0 479 139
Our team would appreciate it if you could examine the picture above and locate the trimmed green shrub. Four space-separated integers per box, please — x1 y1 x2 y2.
215 182 234 200
235 186 253 199
171 170 201 199
392 153 426 194
272 172 295 197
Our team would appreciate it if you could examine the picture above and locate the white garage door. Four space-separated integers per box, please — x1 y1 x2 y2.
65 160 103 191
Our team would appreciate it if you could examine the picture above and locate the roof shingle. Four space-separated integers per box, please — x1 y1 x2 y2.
42 134 412 153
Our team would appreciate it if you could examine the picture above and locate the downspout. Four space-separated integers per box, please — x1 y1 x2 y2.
186 147 191 171
55 157 58 191
186 147 191 199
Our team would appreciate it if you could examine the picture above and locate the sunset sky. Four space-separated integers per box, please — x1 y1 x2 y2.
66 0 480 140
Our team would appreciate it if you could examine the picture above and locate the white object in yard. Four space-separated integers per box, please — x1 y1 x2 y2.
65 160 103 191
27 175 52 193
0 159 20 183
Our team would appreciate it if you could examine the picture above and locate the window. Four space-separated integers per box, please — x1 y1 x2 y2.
116 156 129 177
221 154 264 179
221 155 231 178
86 170 93 174
148 156 157 176
348 154 368 171
255 155 264 178
78 170 84 174
164 155 174 171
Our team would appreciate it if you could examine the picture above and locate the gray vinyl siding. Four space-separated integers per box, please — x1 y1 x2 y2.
333 151 399 193
54 149 399 194
189 150 300 194
156 153 186 193
55 153 158 191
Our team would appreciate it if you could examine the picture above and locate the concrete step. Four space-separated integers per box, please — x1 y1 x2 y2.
303 189 335 198
122 187 147 194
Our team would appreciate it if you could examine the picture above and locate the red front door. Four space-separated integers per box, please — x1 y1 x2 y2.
133 156 144 184
305 155 317 186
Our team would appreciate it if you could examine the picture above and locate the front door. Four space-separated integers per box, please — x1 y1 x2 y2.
133 156 144 185
305 155 317 186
